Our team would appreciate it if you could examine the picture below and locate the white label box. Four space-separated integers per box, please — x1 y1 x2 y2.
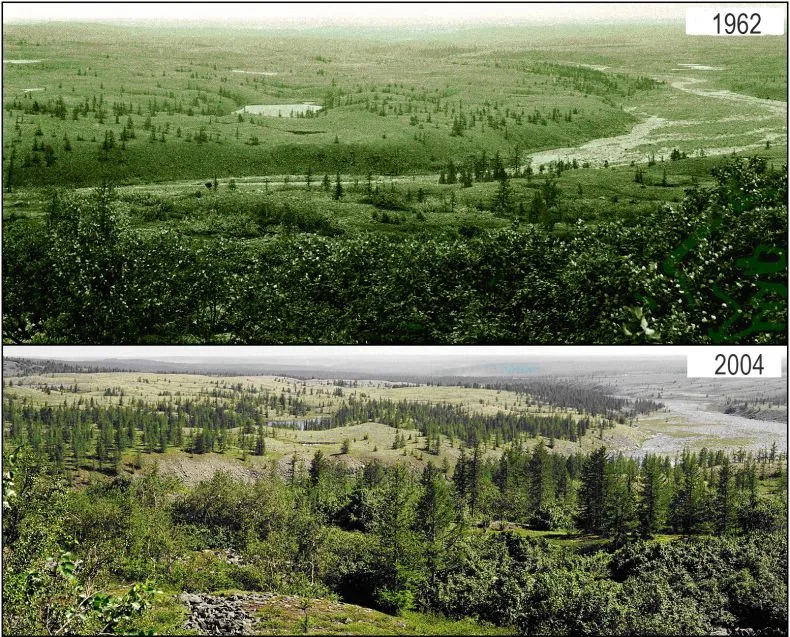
687 347 785 377
686 7 786 36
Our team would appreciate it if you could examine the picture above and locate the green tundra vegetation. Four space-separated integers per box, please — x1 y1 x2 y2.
2 370 787 635
2 21 787 344
2 156 787 344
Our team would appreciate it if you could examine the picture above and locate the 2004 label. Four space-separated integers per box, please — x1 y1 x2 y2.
687 348 783 378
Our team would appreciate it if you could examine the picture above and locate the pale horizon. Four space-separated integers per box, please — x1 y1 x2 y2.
3 2 697 27
4 345 787 363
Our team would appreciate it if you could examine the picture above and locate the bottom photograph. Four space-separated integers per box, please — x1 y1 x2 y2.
2 346 787 636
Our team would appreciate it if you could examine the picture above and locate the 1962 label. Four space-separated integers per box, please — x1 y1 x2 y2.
714 12 762 35
686 7 785 36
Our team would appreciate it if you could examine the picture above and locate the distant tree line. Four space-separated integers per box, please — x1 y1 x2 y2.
3 357 133 376
449 379 663 418
327 395 617 445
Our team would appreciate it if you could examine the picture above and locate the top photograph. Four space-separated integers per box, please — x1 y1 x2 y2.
2 2 787 345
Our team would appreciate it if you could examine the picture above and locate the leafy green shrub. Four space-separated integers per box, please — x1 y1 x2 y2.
321 528 379 606
610 533 788 632
3 549 159 635
169 551 239 593
529 502 573 531
376 587 415 616
458 224 482 238
363 190 411 211
519 568 628 635
171 471 252 545
433 533 540 624
256 199 342 236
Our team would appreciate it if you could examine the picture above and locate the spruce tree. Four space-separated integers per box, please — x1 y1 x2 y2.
638 454 667 537
579 446 607 534
415 462 455 593
373 464 417 610
469 442 483 517
603 456 638 546
714 457 735 534
492 170 512 214
528 441 556 524
670 452 709 534
453 448 469 518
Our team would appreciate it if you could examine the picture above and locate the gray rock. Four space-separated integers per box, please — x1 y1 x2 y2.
179 593 203 605
179 592 261 635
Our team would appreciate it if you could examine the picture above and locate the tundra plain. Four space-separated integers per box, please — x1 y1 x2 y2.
2 21 787 344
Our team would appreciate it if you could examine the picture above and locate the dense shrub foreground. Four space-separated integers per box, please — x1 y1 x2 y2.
3 157 786 344
2 442 786 635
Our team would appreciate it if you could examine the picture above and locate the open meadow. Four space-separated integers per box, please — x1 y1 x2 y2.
2 369 643 482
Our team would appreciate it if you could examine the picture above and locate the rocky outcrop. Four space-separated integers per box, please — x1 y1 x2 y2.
179 592 274 635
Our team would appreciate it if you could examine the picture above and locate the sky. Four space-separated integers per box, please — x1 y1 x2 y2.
2 2 695 26
4 345 780 363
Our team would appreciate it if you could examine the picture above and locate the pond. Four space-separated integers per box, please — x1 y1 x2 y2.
234 102 322 117
575 63 610 71
673 63 725 71
267 418 329 431
231 69 278 76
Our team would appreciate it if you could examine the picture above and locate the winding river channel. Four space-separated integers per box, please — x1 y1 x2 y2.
526 72 786 169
